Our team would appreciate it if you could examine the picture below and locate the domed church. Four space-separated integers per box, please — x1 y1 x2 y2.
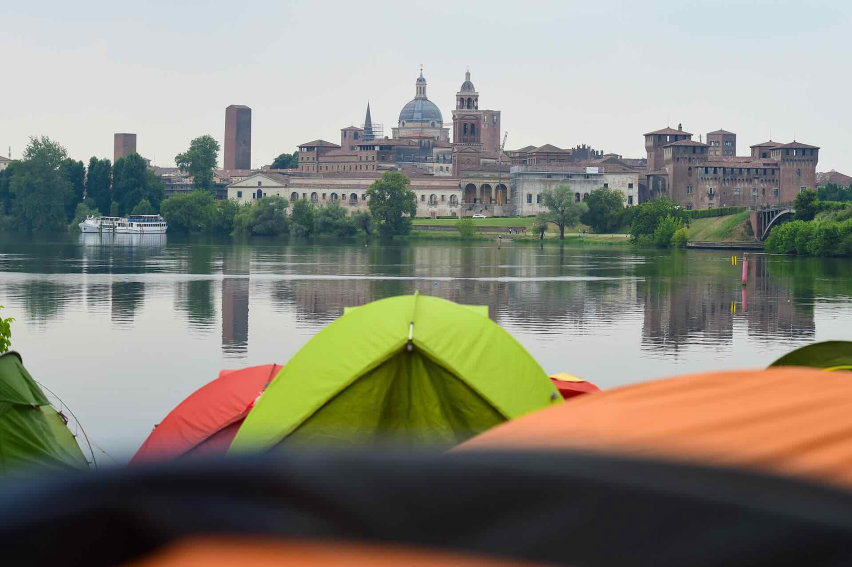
391 69 450 143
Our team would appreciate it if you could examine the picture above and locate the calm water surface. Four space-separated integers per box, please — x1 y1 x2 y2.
1 233 851 461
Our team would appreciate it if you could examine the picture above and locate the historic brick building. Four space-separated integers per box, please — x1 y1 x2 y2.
644 124 819 208
114 133 137 163
224 105 251 170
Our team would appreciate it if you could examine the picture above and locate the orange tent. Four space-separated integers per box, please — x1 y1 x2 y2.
461 367 852 488
131 364 281 463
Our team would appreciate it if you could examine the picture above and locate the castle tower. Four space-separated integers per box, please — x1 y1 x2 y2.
224 105 251 170
706 129 736 158
114 133 137 162
644 124 691 173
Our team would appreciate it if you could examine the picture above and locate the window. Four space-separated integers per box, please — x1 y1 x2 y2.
237 191 242 198
628 195 633 205
536 194 541 204
734 187 740 196
752 188 758 197
603 183 609 188
687 185 693 194
797 169 801 178
774 188 779 197
800 186 806 193
257 181 261 187
421 194 425 202
322 193 326 200
704 167 709 174
628 183 633 189
526 193 532 204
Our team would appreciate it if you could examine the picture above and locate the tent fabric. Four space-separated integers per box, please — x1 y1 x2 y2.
126 539 540 567
3 451 852 567
460 367 852 488
131 364 281 463
550 373 600 399
0 352 88 475
231 295 560 452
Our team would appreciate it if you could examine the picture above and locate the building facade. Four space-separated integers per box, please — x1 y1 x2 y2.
512 165 640 216
644 124 819 209
224 105 251 170
114 133 137 163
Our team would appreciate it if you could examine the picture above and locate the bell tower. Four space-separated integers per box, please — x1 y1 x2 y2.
453 70 482 145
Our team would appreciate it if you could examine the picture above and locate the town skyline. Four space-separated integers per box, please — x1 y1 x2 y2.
2 1 850 172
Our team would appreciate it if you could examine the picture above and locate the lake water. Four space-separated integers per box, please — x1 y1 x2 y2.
1 233 851 462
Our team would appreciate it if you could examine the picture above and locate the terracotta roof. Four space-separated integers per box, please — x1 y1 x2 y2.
298 140 341 148
749 141 782 148
341 126 363 131
817 170 852 186
0 156 11 163
773 141 820 150
664 139 708 147
645 127 692 136
529 144 571 154
511 145 537 153
707 129 735 135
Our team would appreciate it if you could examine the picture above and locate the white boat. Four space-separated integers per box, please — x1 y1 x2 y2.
79 215 167 234
78 216 127 233
119 215 168 234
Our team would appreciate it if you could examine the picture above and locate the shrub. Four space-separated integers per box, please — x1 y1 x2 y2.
456 217 476 239
68 202 100 232
630 197 688 242
130 198 155 216
671 226 689 248
289 199 315 237
685 206 746 219
314 203 355 237
652 215 684 248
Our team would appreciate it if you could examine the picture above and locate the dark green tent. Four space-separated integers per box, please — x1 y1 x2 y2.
0 352 88 476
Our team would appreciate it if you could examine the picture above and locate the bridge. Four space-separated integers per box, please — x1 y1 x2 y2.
750 207 794 241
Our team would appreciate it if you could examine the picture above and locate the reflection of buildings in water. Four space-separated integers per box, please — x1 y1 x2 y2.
222 278 249 355
222 246 251 355
110 281 145 325
641 255 814 351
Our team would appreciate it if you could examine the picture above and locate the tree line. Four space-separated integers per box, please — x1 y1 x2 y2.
765 189 852 256
161 171 417 239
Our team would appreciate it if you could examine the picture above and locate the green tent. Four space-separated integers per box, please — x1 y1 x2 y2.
231 294 561 452
0 352 88 476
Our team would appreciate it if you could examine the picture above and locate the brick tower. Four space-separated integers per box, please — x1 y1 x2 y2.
224 105 251 170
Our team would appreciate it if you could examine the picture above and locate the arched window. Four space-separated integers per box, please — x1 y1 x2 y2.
467 97 472 109
449 195 458 206
330 193 338 201
429 194 438 205
575 193 581 202
350 193 358 202
463 124 468 135
583 193 589 201
310 192 318 203
470 124 475 136
290 192 298 202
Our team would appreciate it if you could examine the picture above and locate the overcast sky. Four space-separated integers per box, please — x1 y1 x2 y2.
2 0 850 171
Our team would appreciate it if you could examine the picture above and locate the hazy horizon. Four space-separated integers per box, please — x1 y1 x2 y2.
2 0 850 172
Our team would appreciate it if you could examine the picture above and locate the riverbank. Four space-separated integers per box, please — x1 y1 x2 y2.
687 211 753 242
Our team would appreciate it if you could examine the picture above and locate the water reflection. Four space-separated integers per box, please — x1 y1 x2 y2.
0 236 850 358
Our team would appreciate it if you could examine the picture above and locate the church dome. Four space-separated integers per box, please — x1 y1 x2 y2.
459 70 476 93
398 97 443 124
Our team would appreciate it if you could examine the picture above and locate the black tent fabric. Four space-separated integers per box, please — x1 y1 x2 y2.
1 450 852 566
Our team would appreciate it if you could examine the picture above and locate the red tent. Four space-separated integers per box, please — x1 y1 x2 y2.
131 364 281 463
550 372 600 399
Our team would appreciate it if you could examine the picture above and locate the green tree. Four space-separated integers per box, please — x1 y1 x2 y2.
175 135 220 191
86 157 112 215
671 226 689 248
817 183 852 203
532 214 550 239
270 152 299 169
366 171 417 238
251 196 290 235
794 189 819 221
351 210 373 236
112 154 164 215
581 187 625 233
315 202 355 237
289 198 315 237
110 201 120 217
456 217 476 238
160 190 217 233
59 158 86 221
0 161 19 215
541 184 586 239
9 136 71 232
215 199 241 234
0 306 13 354
131 198 155 215
629 197 688 243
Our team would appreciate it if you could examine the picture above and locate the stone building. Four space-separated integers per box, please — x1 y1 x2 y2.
0 155 11 171
114 133 137 163
224 105 251 170
392 69 450 143
644 124 819 209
